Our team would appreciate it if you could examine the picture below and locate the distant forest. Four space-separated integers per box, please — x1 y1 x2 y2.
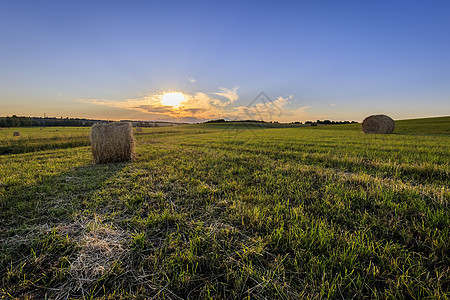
1 115 358 127
0 115 186 128
0 115 99 127
204 119 358 125
305 120 358 125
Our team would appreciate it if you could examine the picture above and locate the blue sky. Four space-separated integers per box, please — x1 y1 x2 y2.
1 0 449 122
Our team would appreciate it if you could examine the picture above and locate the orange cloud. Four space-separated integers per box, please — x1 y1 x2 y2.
78 89 311 122
79 90 232 121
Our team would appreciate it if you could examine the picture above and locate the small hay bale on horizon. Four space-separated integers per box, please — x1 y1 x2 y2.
135 127 143 133
90 122 135 163
13 132 20 136
362 114 395 134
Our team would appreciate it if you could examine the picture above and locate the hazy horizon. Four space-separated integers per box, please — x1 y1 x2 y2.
1 1 449 123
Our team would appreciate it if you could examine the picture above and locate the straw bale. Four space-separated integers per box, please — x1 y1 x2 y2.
362 115 395 134
90 122 135 163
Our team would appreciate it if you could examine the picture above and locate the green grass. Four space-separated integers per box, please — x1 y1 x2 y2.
394 116 450 135
0 117 449 299
0 127 90 154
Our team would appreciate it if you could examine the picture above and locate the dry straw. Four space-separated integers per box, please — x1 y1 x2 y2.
135 127 143 133
362 114 395 134
13 131 20 136
90 122 135 163
51 217 130 298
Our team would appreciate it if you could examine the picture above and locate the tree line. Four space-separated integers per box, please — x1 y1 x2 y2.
204 119 358 125
305 120 358 125
0 115 96 127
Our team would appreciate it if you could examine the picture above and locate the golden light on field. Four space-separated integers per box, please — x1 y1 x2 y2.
160 92 186 107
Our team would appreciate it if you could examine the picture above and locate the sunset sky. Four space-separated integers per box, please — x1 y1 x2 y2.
1 1 449 123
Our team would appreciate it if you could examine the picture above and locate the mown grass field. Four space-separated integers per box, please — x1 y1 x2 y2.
0 117 449 299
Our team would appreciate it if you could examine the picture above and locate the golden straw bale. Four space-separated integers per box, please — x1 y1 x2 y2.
135 127 143 133
362 115 395 134
90 122 135 163
13 132 20 136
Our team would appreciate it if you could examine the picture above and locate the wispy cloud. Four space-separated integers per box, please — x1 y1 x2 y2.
212 86 239 105
186 76 196 83
229 95 309 122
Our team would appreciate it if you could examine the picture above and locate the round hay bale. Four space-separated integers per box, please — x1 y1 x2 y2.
135 127 143 133
13 132 20 136
90 122 135 163
310 122 317 127
362 115 395 134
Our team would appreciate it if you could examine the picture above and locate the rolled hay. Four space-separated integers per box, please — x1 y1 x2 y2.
135 127 143 133
310 122 317 127
90 122 135 163
362 115 395 134
13 131 20 136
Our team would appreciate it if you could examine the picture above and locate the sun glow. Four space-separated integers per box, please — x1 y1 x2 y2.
161 92 186 107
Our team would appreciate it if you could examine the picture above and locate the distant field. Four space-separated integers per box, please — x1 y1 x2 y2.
394 116 450 135
0 127 90 155
0 117 449 299
303 116 450 135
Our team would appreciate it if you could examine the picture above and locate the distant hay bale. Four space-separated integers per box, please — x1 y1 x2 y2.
362 115 395 134
310 122 317 127
90 122 135 163
13 131 20 136
135 127 143 133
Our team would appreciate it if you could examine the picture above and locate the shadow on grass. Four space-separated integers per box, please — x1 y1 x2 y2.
0 162 129 272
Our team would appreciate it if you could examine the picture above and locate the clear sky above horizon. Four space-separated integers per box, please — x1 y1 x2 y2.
1 0 449 122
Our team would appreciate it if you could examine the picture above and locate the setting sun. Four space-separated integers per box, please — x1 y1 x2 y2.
161 92 186 107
